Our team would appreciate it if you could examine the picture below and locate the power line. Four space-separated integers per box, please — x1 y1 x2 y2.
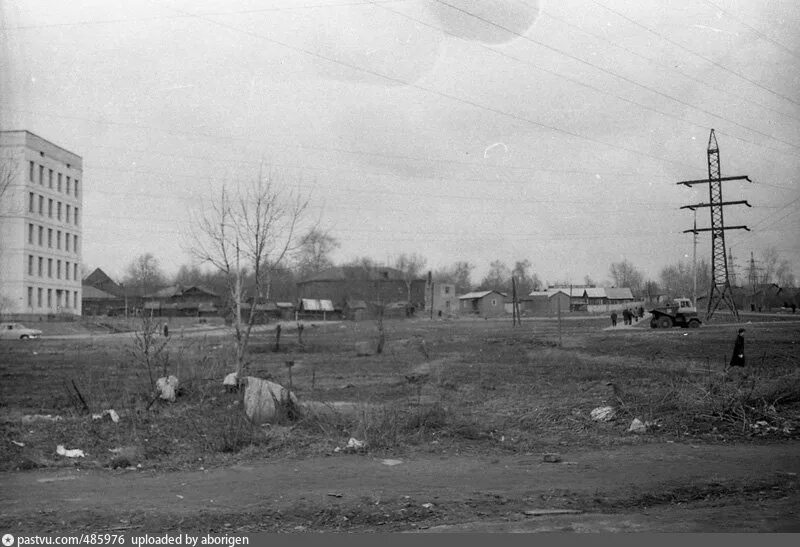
375 1 800 156
153 3 704 172
0 1 407 30
701 0 800 61
2 107 651 178
82 166 684 209
426 0 800 153
539 9 800 125
84 142 800 192
83 218 690 241
84 141 654 180
589 0 800 109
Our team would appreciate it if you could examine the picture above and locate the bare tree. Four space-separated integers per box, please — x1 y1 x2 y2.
776 259 796 288
123 253 167 295
609 259 644 295
188 171 309 376
394 252 427 306
478 260 510 291
512 259 542 294
760 247 781 285
295 227 339 280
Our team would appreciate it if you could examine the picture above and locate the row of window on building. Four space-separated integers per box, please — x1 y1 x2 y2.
26 286 79 310
27 254 79 281
29 161 80 198
27 223 79 254
28 192 80 225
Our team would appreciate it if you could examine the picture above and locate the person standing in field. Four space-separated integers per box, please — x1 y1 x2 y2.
728 328 746 368
610 311 618 327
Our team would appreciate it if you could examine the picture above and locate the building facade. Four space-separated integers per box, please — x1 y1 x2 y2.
0 131 83 318
458 290 506 318
297 266 428 313
429 282 457 317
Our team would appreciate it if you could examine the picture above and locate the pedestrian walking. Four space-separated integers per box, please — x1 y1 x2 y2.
728 328 746 368
610 311 618 327
163 322 169 338
622 309 630 325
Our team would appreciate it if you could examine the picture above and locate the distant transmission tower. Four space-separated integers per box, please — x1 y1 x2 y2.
677 129 752 321
728 248 737 287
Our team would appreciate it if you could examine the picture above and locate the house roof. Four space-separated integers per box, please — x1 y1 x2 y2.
81 286 119 300
528 291 550 298
147 285 183 298
83 268 123 295
146 285 219 299
605 287 634 300
84 268 117 286
300 298 335 311
459 290 505 300
584 287 606 298
545 287 583 298
182 285 219 298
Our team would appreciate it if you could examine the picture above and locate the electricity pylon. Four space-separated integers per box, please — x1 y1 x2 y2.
677 129 752 321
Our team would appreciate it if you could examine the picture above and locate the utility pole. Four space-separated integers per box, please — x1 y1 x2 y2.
748 251 763 311
428 271 434 320
512 277 520 327
678 129 752 321
692 210 698 305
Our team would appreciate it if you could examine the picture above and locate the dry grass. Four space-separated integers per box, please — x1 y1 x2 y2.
1 317 798 470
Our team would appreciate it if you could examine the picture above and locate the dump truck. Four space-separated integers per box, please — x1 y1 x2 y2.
649 298 702 329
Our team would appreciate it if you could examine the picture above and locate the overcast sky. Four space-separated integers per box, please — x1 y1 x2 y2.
2 0 798 286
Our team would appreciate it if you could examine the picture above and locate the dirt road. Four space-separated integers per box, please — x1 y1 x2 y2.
2 441 798 532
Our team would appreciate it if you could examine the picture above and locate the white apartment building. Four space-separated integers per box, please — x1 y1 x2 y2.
0 131 83 317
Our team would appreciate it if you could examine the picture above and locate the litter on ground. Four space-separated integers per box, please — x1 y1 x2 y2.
56 445 85 458
92 409 120 423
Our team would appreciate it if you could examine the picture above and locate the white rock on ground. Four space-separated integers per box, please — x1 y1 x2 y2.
628 418 647 434
156 375 179 402
243 377 299 425
590 406 616 422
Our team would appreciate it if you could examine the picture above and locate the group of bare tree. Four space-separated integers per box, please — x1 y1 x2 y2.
609 246 797 304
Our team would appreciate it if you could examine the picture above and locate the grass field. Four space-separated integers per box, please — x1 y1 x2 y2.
1 315 799 472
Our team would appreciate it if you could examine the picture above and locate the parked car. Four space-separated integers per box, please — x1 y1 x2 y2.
0 322 43 340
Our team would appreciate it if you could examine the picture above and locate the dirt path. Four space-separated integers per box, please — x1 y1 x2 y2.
2 442 798 532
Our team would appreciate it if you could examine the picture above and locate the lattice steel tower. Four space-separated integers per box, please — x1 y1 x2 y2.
677 129 752 321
